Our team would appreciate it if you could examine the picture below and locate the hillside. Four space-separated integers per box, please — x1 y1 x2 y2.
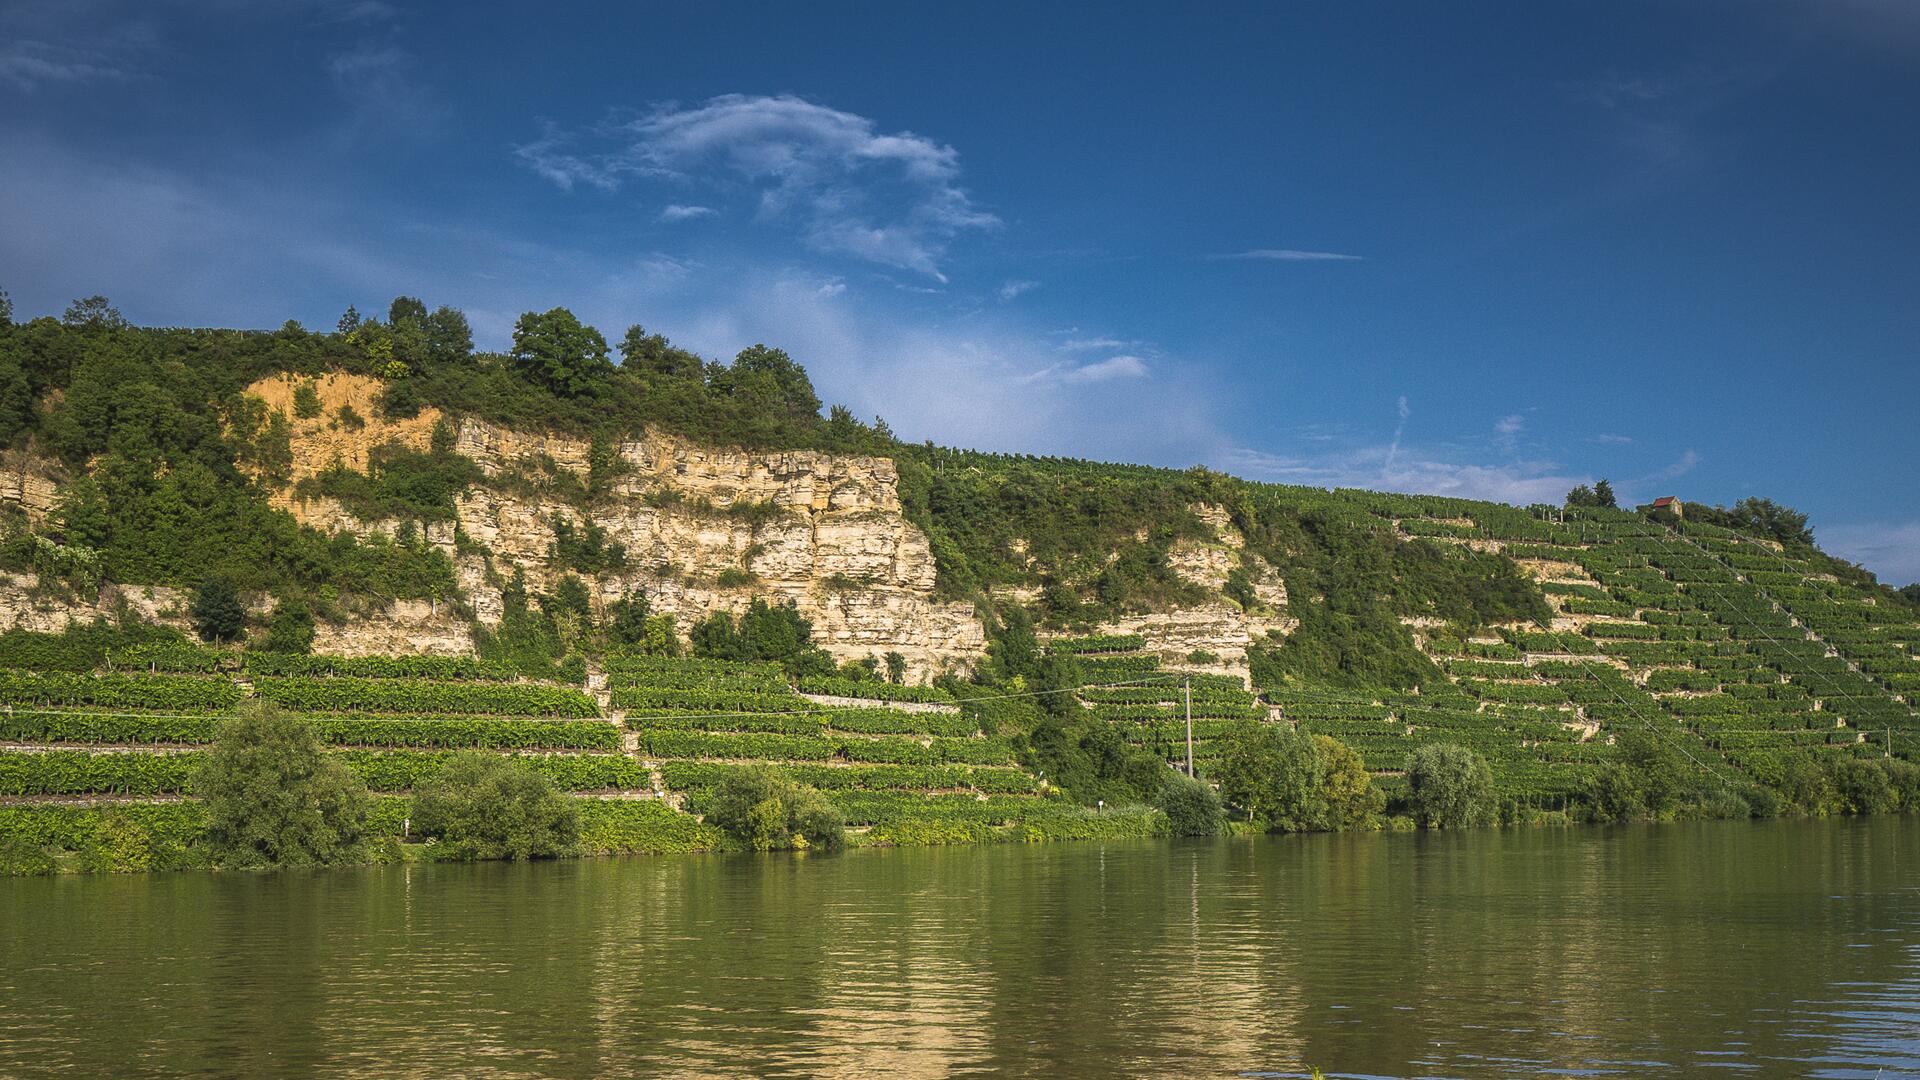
3 294 1919 869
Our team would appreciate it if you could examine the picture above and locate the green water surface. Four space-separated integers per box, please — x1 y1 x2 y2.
4 817 1918 1077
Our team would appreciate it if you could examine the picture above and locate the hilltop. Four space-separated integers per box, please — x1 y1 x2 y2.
2 293 1919 870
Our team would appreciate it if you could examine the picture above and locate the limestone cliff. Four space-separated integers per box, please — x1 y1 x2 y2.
254 374 985 679
0 376 1297 683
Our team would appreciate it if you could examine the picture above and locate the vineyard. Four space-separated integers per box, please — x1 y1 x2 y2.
0 639 1152 864
1257 507 1920 803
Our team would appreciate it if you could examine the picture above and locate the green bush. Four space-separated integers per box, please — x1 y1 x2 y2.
411 752 581 860
703 766 846 852
1213 722 1323 831
1156 772 1224 836
190 579 247 643
190 703 371 867
1405 743 1496 829
1311 734 1385 830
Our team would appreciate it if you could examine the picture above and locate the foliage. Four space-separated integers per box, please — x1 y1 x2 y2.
1405 743 1497 829
252 675 598 716
1565 480 1618 509
259 598 316 654
1312 734 1385 830
1682 497 1814 546
797 675 952 704
1213 722 1324 831
1156 771 1225 836
703 766 846 851
510 307 613 397
411 751 582 860
190 703 371 867
190 578 247 643
690 598 836 679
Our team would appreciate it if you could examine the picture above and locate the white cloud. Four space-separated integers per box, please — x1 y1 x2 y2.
1213 248 1364 262
1219 441 1582 506
514 94 998 280
1058 336 1133 351
326 41 443 133
1495 414 1525 436
659 203 715 222
1594 433 1635 445
1640 449 1701 484
1821 522 1920 587
1060 355 1149 384
998 279 1039 301
0 39 139 90
815 280 846 298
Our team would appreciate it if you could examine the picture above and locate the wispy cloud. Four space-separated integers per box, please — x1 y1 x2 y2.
327 41 443 134
0 39 141 90
1062 355 1148 383
1220 441 1583 506
514 94 998 280
1594 433 1635 445
1821 521 1920 587
659 203 715 222
1495 414 1526 436
1640 449 1701 484
998 279 1039 301
1382 395 1411 476
1023 354 1151 386
1057 335 1134 351
1212 248 1364 262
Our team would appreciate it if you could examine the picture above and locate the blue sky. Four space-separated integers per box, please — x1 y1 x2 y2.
2 2 1917 582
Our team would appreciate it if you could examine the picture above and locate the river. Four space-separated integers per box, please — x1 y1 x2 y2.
4 817 1919 1077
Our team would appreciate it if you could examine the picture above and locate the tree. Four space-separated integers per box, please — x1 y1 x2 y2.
62 295 126 330
1901 584 1920 606
1405 743 1495 828
1565 484 1597 509
259 598 316 654
423 306 473 364
884 651 907 684
724 344 823 420
412 752 581 860
388 296 428 326
0 289 12 327
1727 497 1813 546
1157 772 1225 836
618 324 702 379
1312 735 1384 830
190 578 247 643
510 308 613 396
1592 479 1617 508
1213 722 1324 831
704 767 845 851
191 704 370 867
337 305 362 335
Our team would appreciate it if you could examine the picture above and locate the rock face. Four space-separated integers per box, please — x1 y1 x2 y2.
258 375 984 680
0 452 63 525
0 573 188 635
0 377 1287 684
1087 504 1297 682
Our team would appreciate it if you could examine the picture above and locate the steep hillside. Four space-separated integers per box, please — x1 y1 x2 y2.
3 296 1919 870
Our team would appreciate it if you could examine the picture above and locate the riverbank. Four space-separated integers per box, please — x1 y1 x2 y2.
0 795 1171 875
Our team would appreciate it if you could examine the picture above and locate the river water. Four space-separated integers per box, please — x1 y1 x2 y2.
4 817 1920 1077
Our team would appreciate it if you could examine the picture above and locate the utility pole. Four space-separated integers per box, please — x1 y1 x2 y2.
1184 674 1194 778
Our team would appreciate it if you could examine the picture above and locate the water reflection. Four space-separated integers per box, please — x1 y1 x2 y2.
2 818 1919 1077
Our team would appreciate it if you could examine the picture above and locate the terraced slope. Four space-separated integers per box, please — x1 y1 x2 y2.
1258 508 1920 803
0 644 1150 854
